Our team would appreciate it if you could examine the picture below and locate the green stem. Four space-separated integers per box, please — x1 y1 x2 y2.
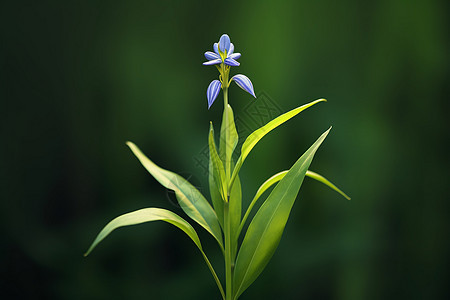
224 77 233 299
221 64 233 300
224 201 232 300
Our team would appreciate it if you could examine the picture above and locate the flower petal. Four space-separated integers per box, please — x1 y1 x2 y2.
228 53 241 60
229 43 235 55
207 80 222 109
203 58 222 66
205 51 220 60
219 34 231 53
231 74 256 98
213 43 219 55
224 57 240 67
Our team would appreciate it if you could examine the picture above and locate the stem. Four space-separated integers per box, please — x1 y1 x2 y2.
221 64 233 300
224 200 232 300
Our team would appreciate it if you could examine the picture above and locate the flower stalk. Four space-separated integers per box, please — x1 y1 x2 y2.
224 200 232 300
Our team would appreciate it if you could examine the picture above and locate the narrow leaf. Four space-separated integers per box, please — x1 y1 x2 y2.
238 170 287 237
209 123 228 201
238 169 350 237
126 142 223 250
229 168 242 260
84 208 225 300
219 104 238 180
85 208 201 256
209 149 224 228
229 99 326 192
305 170 351 200
233 128 331 298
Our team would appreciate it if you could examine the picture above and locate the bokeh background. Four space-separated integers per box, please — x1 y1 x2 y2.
2 0 449 299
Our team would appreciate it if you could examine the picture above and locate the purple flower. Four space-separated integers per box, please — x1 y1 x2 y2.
231 74 256 98
203 34 241 67
207 80 222 109
203 34 256 109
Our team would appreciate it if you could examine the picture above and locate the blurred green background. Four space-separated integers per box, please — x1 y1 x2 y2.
1 0 449 299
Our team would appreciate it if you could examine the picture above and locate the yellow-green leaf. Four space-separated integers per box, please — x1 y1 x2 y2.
219 104 238 180
229 99 326 192
233 128 331 298
209 123 228 201
126 142 223 250
84 208 225 300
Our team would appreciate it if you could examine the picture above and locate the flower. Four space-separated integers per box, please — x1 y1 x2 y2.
207 80 222 109
204 34 256 109
203 34 241 67
231 74 256 98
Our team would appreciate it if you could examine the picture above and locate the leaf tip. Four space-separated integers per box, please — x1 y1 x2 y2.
83 248 92 257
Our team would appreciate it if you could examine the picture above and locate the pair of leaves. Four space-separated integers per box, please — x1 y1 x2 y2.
233 128 331 298
238 170 350 236
209 105 241 258
229 98 326 193
85 143 227 299
126 142 224 251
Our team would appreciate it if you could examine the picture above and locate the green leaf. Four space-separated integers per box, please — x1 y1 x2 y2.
209 148 224 229
229 99 326 192
233 128 331 298
126 142 224 251
229 169 241 260
84 208 201 256
237 170 287 238
219 104 238 180
84 208 225 300
238 169 350 238
305 170 351 200
209 123 228 202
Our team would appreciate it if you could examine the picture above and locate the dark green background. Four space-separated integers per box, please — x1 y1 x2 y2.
2 0 449 299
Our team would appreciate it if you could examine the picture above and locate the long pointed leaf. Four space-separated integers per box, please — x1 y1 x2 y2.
305 170 351 200
237 170 287 238
233 128 331 298
229 99 326 192
219 104 238 180
209 123 228 201
126 142 223 250
84 208 225 300
238 169 350 237
209 149 224 229
230 168 241 260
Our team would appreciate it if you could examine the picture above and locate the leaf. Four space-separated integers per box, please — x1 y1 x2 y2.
237 170 287 238
126 142 223 250
229 99 326 192
219 104 238 180
84 208 225 300
229 168 241 260
238 169 350 238
209 123 228 201
209 147 224 228
218 104 241 258
84 208 201 256
233 128 331 298
305 170 351 200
